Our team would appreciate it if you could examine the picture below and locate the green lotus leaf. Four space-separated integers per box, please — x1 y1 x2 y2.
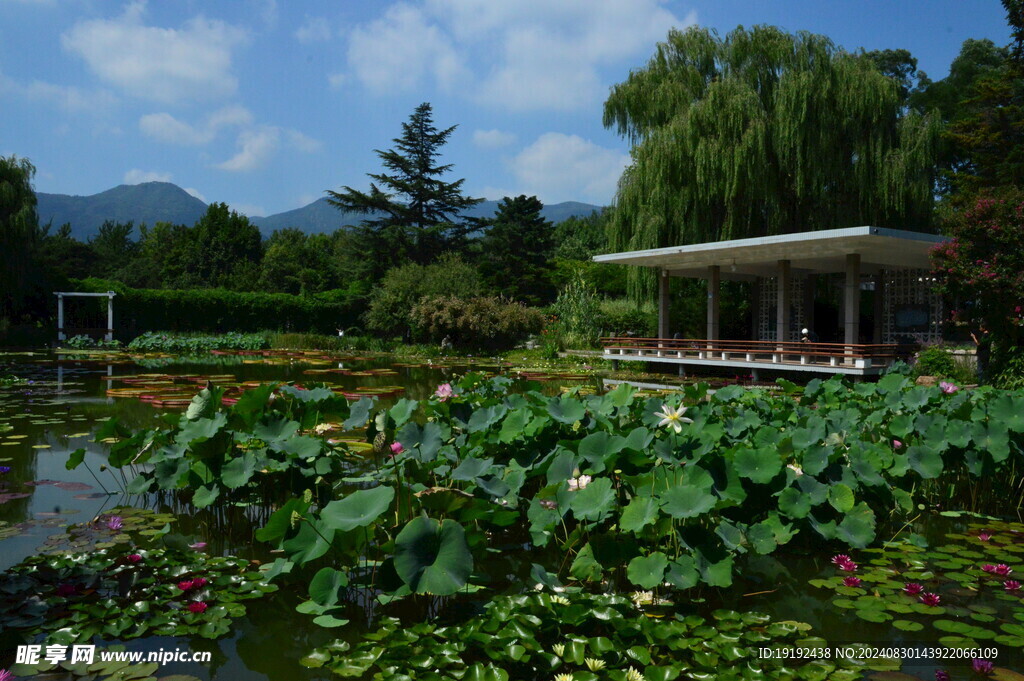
394 516 473 595
733 446 782 484
627 551 669 589
320 486 395 532
620 495 660 533
828 484 855 513
547 394 586 424
907 445 943 479
570 477 616 522
659 484 716 519
778 486 812 518
892 620 923 632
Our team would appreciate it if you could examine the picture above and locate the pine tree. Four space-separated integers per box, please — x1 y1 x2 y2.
603 26 940 298
480 195 554 305
326 103 482 265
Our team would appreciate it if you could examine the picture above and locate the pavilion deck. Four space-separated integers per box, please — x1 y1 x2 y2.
601 336 912 377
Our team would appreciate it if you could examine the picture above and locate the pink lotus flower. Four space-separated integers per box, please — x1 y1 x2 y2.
1004 580 1021 592
434 383 453 401
919 592 941 606
892 439 903 449
982 563 997 573
978 531 992 541
390 442 404 456
191 577 208 588
994 564 1013 576
903 582 924 595
127 554 142 564
105 515 123 531
939 381 958 394
843 576 862 587
189 542 207 550
935 670 950 681
187 601 208 614
56 583 77 597
178 580 194 592
972 658 994 675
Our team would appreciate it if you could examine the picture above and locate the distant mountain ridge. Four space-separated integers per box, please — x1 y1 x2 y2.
36 182 603 240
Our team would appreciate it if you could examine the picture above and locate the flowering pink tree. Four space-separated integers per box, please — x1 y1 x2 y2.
931 192 1024 381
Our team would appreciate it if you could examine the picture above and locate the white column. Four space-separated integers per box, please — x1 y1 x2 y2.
57 294 65 341
872 273 884 344
658 270 670 339
707 265 720 344
844 254 861 347
776 260 791 344
106 293 114 342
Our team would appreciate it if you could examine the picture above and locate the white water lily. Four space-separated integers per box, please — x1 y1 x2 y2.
655 403 693 433
567 475 592 491
552 643 565 657
626 668 646 681
630 590 654 605
585 658 607 671
554 674 574 681
551 594 570 605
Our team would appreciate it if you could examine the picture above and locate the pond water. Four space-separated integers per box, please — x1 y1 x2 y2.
1 351 1022 680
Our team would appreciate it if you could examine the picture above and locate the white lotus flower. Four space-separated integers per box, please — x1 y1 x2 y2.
567 475 592 491
655 403 693 433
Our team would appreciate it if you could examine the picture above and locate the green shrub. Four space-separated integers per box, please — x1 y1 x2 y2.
127 331 269 353
409 296 544 351
913 345 976 383
992 346 1024 389
597 297 657 337
551 272 601 348
70 278 360 337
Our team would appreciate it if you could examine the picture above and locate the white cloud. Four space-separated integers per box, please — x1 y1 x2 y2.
346 3 468 94
124 168 172 184
473 128 515 149
62 2 248 103
0 67 117 114
215 125 320 172
295 16 331 43
508 132 628 204
342 0 694 111
184 187 207 202
327 72 347 89
139 106 253 145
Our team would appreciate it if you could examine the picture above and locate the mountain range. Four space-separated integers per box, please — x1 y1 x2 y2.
36 182 602 240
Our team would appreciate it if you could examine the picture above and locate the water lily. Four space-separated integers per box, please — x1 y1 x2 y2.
106 515 123 531
178 580 195 591
390 442 405 456
939 381 958 394
935 670 950 681
554 674 574 681
982 563 997 573
831 554 853 567
833 556 858 572
567 475 591 491
631 590 654 605
978 531 992 541
187 601 208 614
654 403 693 433
1004 580 1021 592
0 669 14 681
0 466 10 474
919 592 941 606
434 383 453 401
192 576 208 588
972 658 994 675
843 576 862 587
127 553 142 564
190 542 208 550
585 658 606 671
994 564 1012 576
552 643 565 658
903 582 924 595
625 668 646 681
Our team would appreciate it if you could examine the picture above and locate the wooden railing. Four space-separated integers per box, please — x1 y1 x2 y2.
600 337 913 368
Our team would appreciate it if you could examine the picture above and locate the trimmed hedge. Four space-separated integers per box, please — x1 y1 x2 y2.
70 279 360 338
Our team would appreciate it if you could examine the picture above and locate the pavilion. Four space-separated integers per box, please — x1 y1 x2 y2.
593 226 949 378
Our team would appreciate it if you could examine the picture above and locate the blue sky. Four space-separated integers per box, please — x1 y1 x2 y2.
0 0 1012 217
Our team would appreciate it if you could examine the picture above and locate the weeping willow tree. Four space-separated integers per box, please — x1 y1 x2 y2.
604 26 941 298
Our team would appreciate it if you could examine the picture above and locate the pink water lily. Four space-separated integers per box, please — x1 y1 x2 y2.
191 576 208 588
903 582 924 595
972 658 994 675
842 576 862 587
1004 580 1021 592
0 669 14 681
187 601 208 614
934 670 950 681
177 580 194 592
831 554 852 567
982 563 997 573
434 383 453 401
127 554 142 564
105 515 123 531
919 592 941 606
978 531 992 541
994 564 1013 576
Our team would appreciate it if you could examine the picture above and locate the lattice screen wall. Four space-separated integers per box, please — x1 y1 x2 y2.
881 268 943 344
756 275 806 341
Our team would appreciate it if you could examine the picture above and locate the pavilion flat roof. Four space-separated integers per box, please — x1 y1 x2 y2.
592 226 947 279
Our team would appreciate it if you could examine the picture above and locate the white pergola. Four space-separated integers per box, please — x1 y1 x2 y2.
54 291 116 342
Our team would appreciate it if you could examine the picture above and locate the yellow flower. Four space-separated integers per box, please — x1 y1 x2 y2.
654 403 693 433
626 667 646 681
585 658 606 671
554 674 574 681
552 643 565 657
